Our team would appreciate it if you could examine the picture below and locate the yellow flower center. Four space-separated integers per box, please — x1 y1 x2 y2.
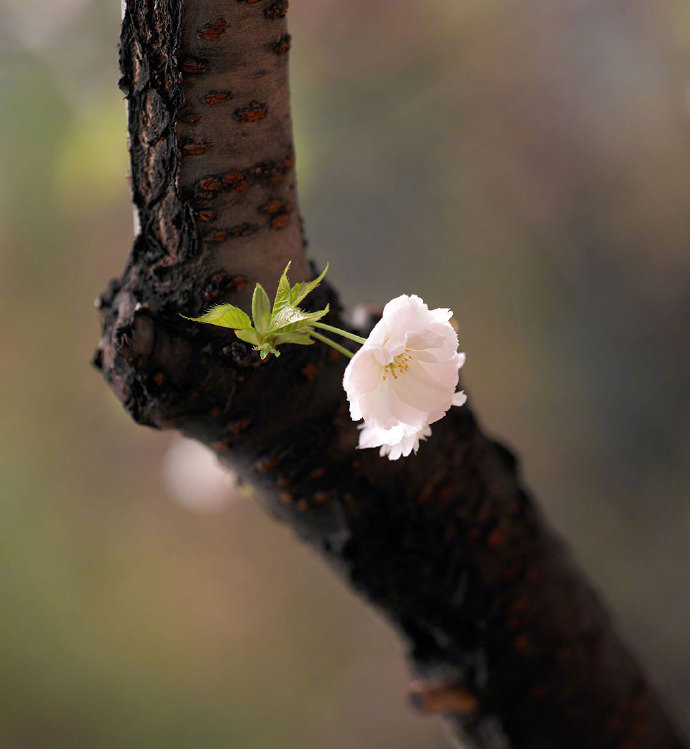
383 351 412 381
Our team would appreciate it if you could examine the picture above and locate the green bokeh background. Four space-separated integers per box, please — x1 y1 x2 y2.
1 0 689 745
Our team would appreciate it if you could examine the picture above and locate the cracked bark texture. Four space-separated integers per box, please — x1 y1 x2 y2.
94 2 688 747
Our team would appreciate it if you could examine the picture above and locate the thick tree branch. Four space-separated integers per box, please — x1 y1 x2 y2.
95 2 687 747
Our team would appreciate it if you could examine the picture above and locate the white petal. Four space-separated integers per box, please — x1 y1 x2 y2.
357 385 398 429
343 348 384 421
407 349 438 363
385 383 429 428
424 410 446 426
415 424 432 447
343 349 381 397
427 322 461 360
365 315 392 349
406 424 432 455
363 423 432 461
452 390 467 407
405 329 445 353
391 360 451 414
381 294 422 320
382 295 435 333
383 444 402 460
358 424 389 449
380 334 407 364
344 292 466 459
415 359 461 395
429 307 453 324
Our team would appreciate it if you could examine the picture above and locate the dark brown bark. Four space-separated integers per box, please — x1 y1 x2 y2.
94 2 688 747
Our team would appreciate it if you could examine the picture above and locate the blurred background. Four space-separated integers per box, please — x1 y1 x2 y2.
1 0 689 745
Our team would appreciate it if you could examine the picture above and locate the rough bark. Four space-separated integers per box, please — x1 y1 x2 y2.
94 2 688 747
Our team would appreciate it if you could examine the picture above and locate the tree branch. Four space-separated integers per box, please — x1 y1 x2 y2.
95 2 688 747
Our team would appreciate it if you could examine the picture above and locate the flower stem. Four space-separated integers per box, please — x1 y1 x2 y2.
313 322 367 345
310 331 354 359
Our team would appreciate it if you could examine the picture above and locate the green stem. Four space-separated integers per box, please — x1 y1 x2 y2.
313 322 367 345
310 331 354 359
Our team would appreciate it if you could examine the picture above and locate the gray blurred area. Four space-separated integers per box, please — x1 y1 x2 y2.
1 0 688 746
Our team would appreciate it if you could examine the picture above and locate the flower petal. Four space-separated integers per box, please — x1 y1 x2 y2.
361 423 432 461
391 360 452 414
405 329 445 354
414 359 461 397
429 307 453 324
452 390 467 407
341 292 467 460
343 348 381 397
356 385 398 429
384 382 429 428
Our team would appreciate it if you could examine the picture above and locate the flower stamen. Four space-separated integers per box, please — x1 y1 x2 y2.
383 351 412 381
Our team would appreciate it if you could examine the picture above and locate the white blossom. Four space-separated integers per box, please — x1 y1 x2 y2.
343 294 467 459
358 423 433 460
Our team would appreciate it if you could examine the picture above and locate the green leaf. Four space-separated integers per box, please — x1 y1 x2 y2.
273 332 315 346
270 304 330 337
252 283 272 336
272 262 293 314
289 263 329 308
183 304 252 330
234 328 261 346
180 263 331 358
258 343 277 360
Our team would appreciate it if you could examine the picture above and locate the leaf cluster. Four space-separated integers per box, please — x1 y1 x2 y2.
182 263 329 359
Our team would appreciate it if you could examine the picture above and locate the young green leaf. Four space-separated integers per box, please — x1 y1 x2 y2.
270 305 330 337
272 262 293 315
252 283 272 336
271 305 311 330
182 304 252 330
258 343 278 360
273 331 315 347
289 263 329 308
234 328 261 346
180 264 332 360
